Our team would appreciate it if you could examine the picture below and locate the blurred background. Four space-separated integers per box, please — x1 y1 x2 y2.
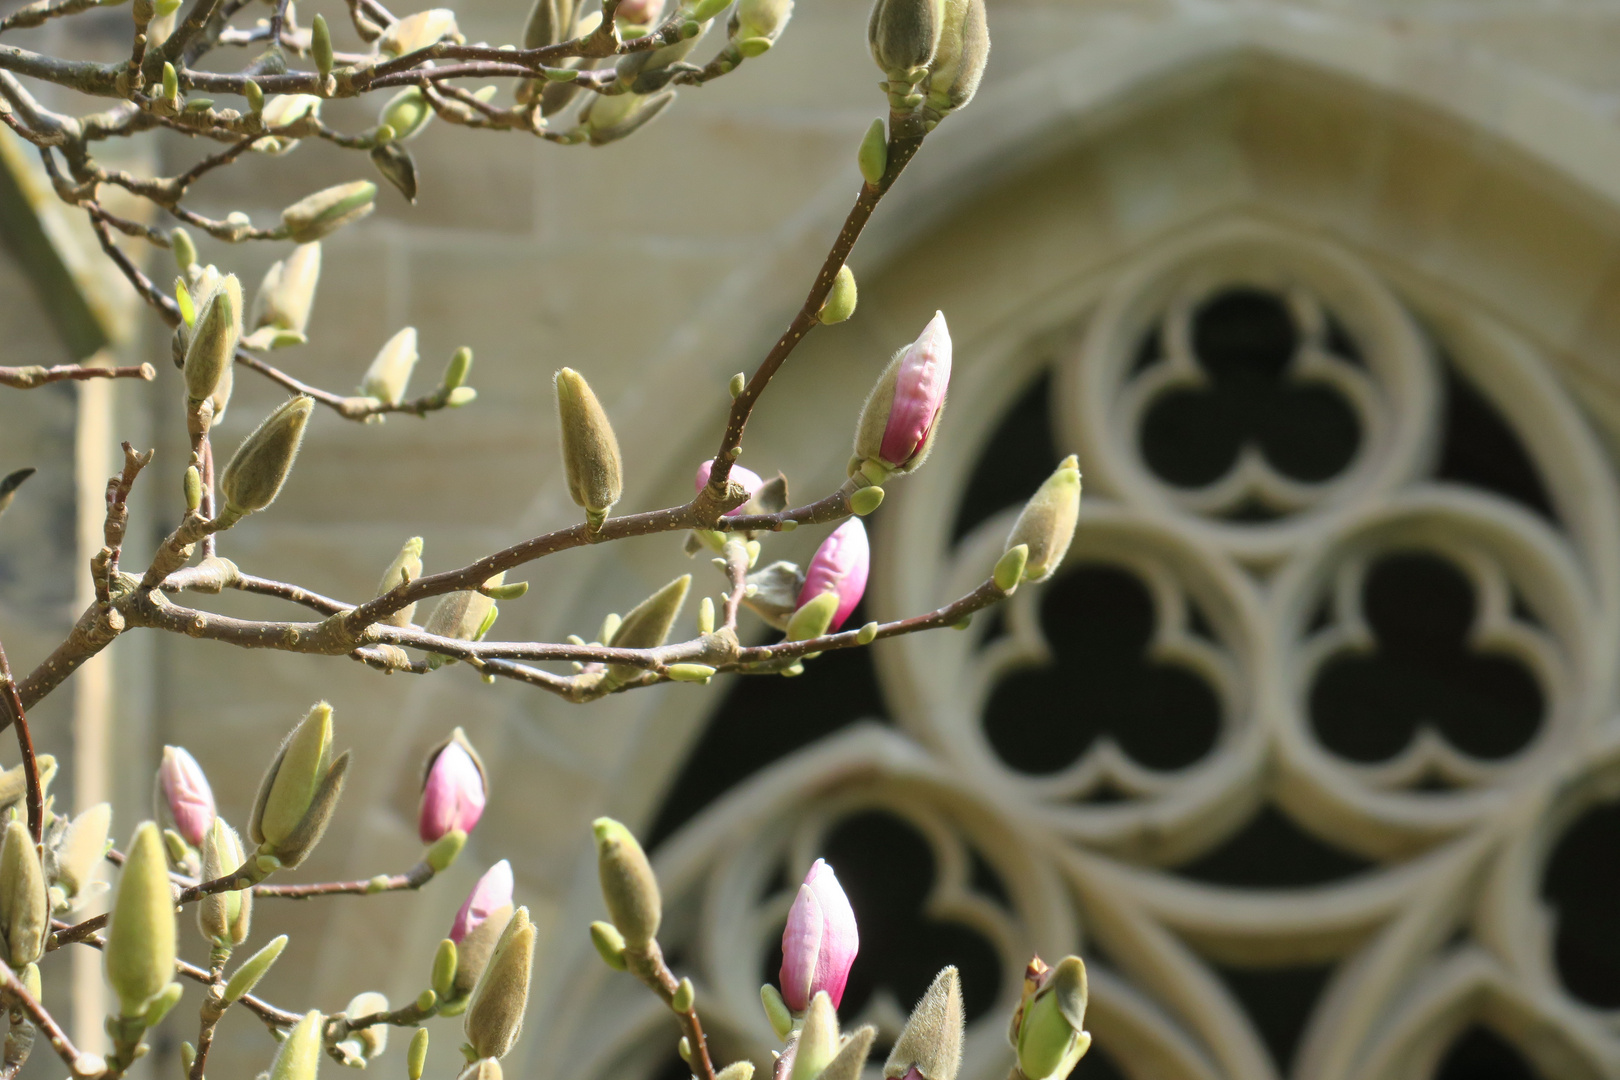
7 1 1620 1078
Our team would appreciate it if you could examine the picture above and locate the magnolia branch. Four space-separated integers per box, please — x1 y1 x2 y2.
0 363 155 389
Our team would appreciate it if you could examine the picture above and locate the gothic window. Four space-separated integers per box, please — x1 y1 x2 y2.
570 221 1620 1080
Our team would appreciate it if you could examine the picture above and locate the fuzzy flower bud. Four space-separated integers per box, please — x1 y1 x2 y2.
793 519 869 635
379 9 461 56
464 906 535 1060
854 311 951 475
335 992 390 1065
695 459 763 516
779 858 858 1012
555 367 623 527
1011 956 1090 1080
1005 456 1080 583
615 0 661 30
581 89 675 145
420 728 488 842
54 802 111 901
868 0 942 81
104 822 177 1017
183 274 241 405
0 820 46 967
376 536 424 627
593 817 660 948
605 575 690 684
197 819 251 947
789 992 840 1080
459 1060 503 1080
281 181 376 243
421 573 503 665
270 1010 324 1080
248 702 351 868
247 243 321 343
219 396 313 519
522 0 577 47
885 966 962 1080
451 860 515 997
361 327 419 405
155 746 215 848
819 1026 877 1080
923 0 986 118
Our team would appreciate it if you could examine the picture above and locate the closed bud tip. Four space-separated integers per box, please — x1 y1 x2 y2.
1005 457 1080 584
819 264 858 325
555 367 624 522
592 817 661 947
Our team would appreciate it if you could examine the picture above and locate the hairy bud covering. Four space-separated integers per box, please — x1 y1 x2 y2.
1004 456 1081 583
104 822 177 1017
593 817 660 947
361 327 420 406
555 367 623 525
281 181 377 243
197 819 251 946
219 396 313 518
464 906 535 1059
0 819 47 967
885 966 963 1080
248 701 350 868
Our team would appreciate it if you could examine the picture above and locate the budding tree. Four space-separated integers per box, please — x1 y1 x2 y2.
0 0 1093 1074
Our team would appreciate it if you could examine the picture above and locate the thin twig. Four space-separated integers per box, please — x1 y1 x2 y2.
0 958 89 1075
0 363 154 389
0 640 43 842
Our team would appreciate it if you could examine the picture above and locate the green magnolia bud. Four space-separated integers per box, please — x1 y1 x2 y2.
104 822 177 1017
248 243 321 341
850 485 884 516
606 575 689 684
421 573 503 663
923 0 986 118
819 264 857 325
376 536 424 628
858 118 887 184
1005 456 1080 583
789 992 840 1080
143 981 183 1027
243 78 264 113
162 61 178 100
426 829 466 872
442 347 473 390
884 966 962 1080
715 1065 755 1080
197 819 252 946
17 962 38 1001
581 89 675 146
361 327 419 405
336 992 390 1064
54 802 111 900
697 596 715 634
856 621 879 644
446 386 477 407
310 13 333 76
671 977 694 1013
785 590 837 642
666 663 714 683
464 906 535 1060
592 817 660 947
219 396 314 519
408 1028 429 1080
453 903 513 998
270 1010 323 1080
170 227 198 272
432 938 458 998
0 819 46 966
184 274 242 406
759 983 792 1041
729 372 746 398
588 921 626 971
223 934 287 1003
867 0 942 81
248 701 351 868
555 367 623 527
819 1026 876 1080
281 180 377 243
1014 956 1089 1080
993 544 1027 592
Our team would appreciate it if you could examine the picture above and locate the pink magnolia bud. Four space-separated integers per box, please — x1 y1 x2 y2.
616 0 662 25
854 311 952 474
795 519 869 632
779 858 859 1012
695 459 764 516
450 859 514 944
419 729 488 843
157 745 215 848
